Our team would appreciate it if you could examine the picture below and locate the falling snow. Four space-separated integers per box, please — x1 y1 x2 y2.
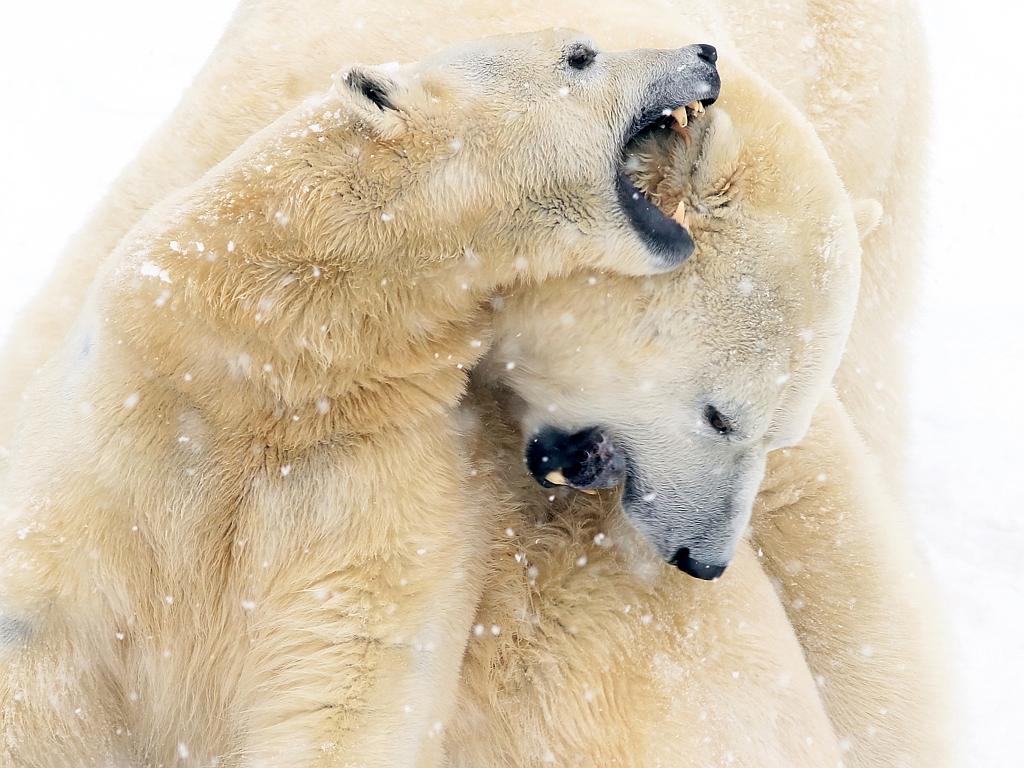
140 260 171 283
0 5 1019 765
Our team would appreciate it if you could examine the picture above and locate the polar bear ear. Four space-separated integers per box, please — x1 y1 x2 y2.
853 198 883 241
344 67 400 112
339 65 409 138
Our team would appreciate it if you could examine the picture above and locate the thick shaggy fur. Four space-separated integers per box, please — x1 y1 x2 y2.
0 0 927 493
0 26 715 767
0 1 948 767
469 76 948 762
448 385 844 767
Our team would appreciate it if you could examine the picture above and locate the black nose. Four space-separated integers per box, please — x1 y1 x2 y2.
696 44 718 64
669 548 727 581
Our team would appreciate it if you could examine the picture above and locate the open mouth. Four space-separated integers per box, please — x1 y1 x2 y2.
526 426 626 494
616 99 714 266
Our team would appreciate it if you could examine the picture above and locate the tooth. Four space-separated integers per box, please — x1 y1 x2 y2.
580 489 598 496
687 100 705 116
545 470 569 487
670 106 688 132
672 199 688 226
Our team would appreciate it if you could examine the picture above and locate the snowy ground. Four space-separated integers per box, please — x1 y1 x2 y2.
910 5 1024 763
0 1 1020 764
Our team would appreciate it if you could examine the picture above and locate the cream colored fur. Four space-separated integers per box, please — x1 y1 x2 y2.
714 0 931 492
448 384 843 767
0 0 927 492
468 70 947 762
752 389 951 767
0 26 719 767
0 0 947 766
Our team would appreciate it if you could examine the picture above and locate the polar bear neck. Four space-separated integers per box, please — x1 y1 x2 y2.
97 132 536 443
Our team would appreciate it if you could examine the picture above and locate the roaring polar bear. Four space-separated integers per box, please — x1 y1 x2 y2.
0 28 721 767
0 0 925 496
0 0 947 766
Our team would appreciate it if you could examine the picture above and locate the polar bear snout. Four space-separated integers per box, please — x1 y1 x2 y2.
522 421 752 579
615 446 763 579
525 426 626 492
613 42 720 270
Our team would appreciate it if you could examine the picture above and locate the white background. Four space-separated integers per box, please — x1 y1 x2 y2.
0 2 1021 764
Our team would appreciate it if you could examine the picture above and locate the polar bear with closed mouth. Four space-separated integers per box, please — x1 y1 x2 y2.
0 30 719 767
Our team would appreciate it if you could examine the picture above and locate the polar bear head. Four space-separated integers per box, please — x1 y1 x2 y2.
309 29 719 280
482 64 874 578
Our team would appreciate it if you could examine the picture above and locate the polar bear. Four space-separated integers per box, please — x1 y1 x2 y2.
0 1 926 498
0 0 946 766
449 381 845 767
0 30 721 767
452 98 948 766
449 393 949 768
714 0 931 492
491 98 862 575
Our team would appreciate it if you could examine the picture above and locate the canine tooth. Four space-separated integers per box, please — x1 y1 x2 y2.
545 470 569 487
672 199 688 226
670 106 688 130
546 470 599 495
687 100 705 116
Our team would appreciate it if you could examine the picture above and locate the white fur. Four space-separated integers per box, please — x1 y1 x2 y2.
0 1 946 766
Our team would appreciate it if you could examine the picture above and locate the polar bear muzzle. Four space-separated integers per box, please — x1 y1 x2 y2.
615 43 719 268
523 422 748 581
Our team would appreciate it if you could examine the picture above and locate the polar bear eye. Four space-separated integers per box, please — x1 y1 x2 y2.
565 45 597 71
704 405 734 436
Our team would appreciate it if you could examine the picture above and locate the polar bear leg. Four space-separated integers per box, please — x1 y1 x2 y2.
752 392 953 767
